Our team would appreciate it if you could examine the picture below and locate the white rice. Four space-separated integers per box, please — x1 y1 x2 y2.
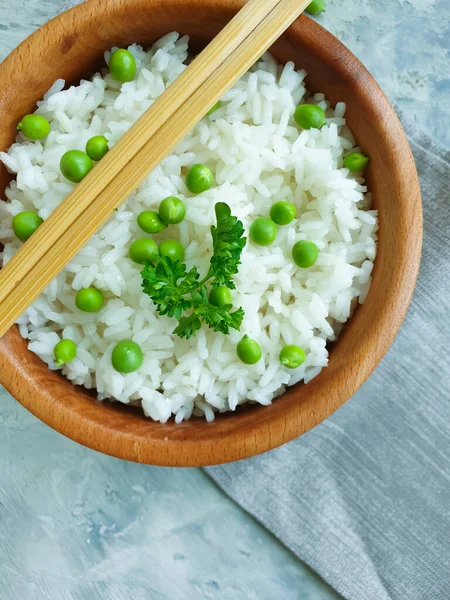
0 33 378 423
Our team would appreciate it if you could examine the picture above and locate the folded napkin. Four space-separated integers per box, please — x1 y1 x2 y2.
207 124 450 599
60 2 450 596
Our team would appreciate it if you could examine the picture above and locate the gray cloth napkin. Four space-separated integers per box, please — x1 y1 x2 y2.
207 125 450 599
61 2 450 596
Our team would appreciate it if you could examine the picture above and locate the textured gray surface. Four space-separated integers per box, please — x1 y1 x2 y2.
1 0 449 599
1 387 338 600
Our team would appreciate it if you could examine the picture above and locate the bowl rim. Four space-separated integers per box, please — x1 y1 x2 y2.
0 0 422 466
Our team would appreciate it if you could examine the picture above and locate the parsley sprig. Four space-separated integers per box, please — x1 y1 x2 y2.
141 202 246 339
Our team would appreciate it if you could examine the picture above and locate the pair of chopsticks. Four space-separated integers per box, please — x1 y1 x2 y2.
0 0 311 338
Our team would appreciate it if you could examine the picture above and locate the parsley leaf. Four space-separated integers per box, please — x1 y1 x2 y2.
200 304 245 335
173 303 244 339
141 256 199 319
210 202 246 289
141 203 246 339
172 313 202 339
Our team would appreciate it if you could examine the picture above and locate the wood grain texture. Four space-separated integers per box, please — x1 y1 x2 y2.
0 0 422 466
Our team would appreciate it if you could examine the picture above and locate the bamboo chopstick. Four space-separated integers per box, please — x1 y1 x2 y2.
0 0 311 338
0 0 282 298
0 0 282 302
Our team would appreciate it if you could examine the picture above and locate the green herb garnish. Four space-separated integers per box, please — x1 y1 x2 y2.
141 202 246 339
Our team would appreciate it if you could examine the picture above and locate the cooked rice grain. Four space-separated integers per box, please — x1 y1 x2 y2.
0 34 377 422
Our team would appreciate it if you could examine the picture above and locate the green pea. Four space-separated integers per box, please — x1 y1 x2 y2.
75 287 104 313
306 0 325 15
294 104 326 130
206 101 220 116
54 339 77 368
292 240 319 268
159 196 186 225
12 211 43 242
250 217 277 246
60 150 93 183
270 201 296 225
158 239 185 262
137 211 166 234
129 238 159 264
17 114 50 140
209 286 232 307
343 152 370 172
279 345 306 369
111 340 143 373
86 135 109 161
108 49 137 83
185 164 214 194
236 335 262 365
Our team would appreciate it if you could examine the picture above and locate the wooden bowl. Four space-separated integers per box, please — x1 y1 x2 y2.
0 0 422 466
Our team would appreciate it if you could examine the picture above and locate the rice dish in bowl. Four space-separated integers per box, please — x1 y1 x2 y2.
0 32 377 423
